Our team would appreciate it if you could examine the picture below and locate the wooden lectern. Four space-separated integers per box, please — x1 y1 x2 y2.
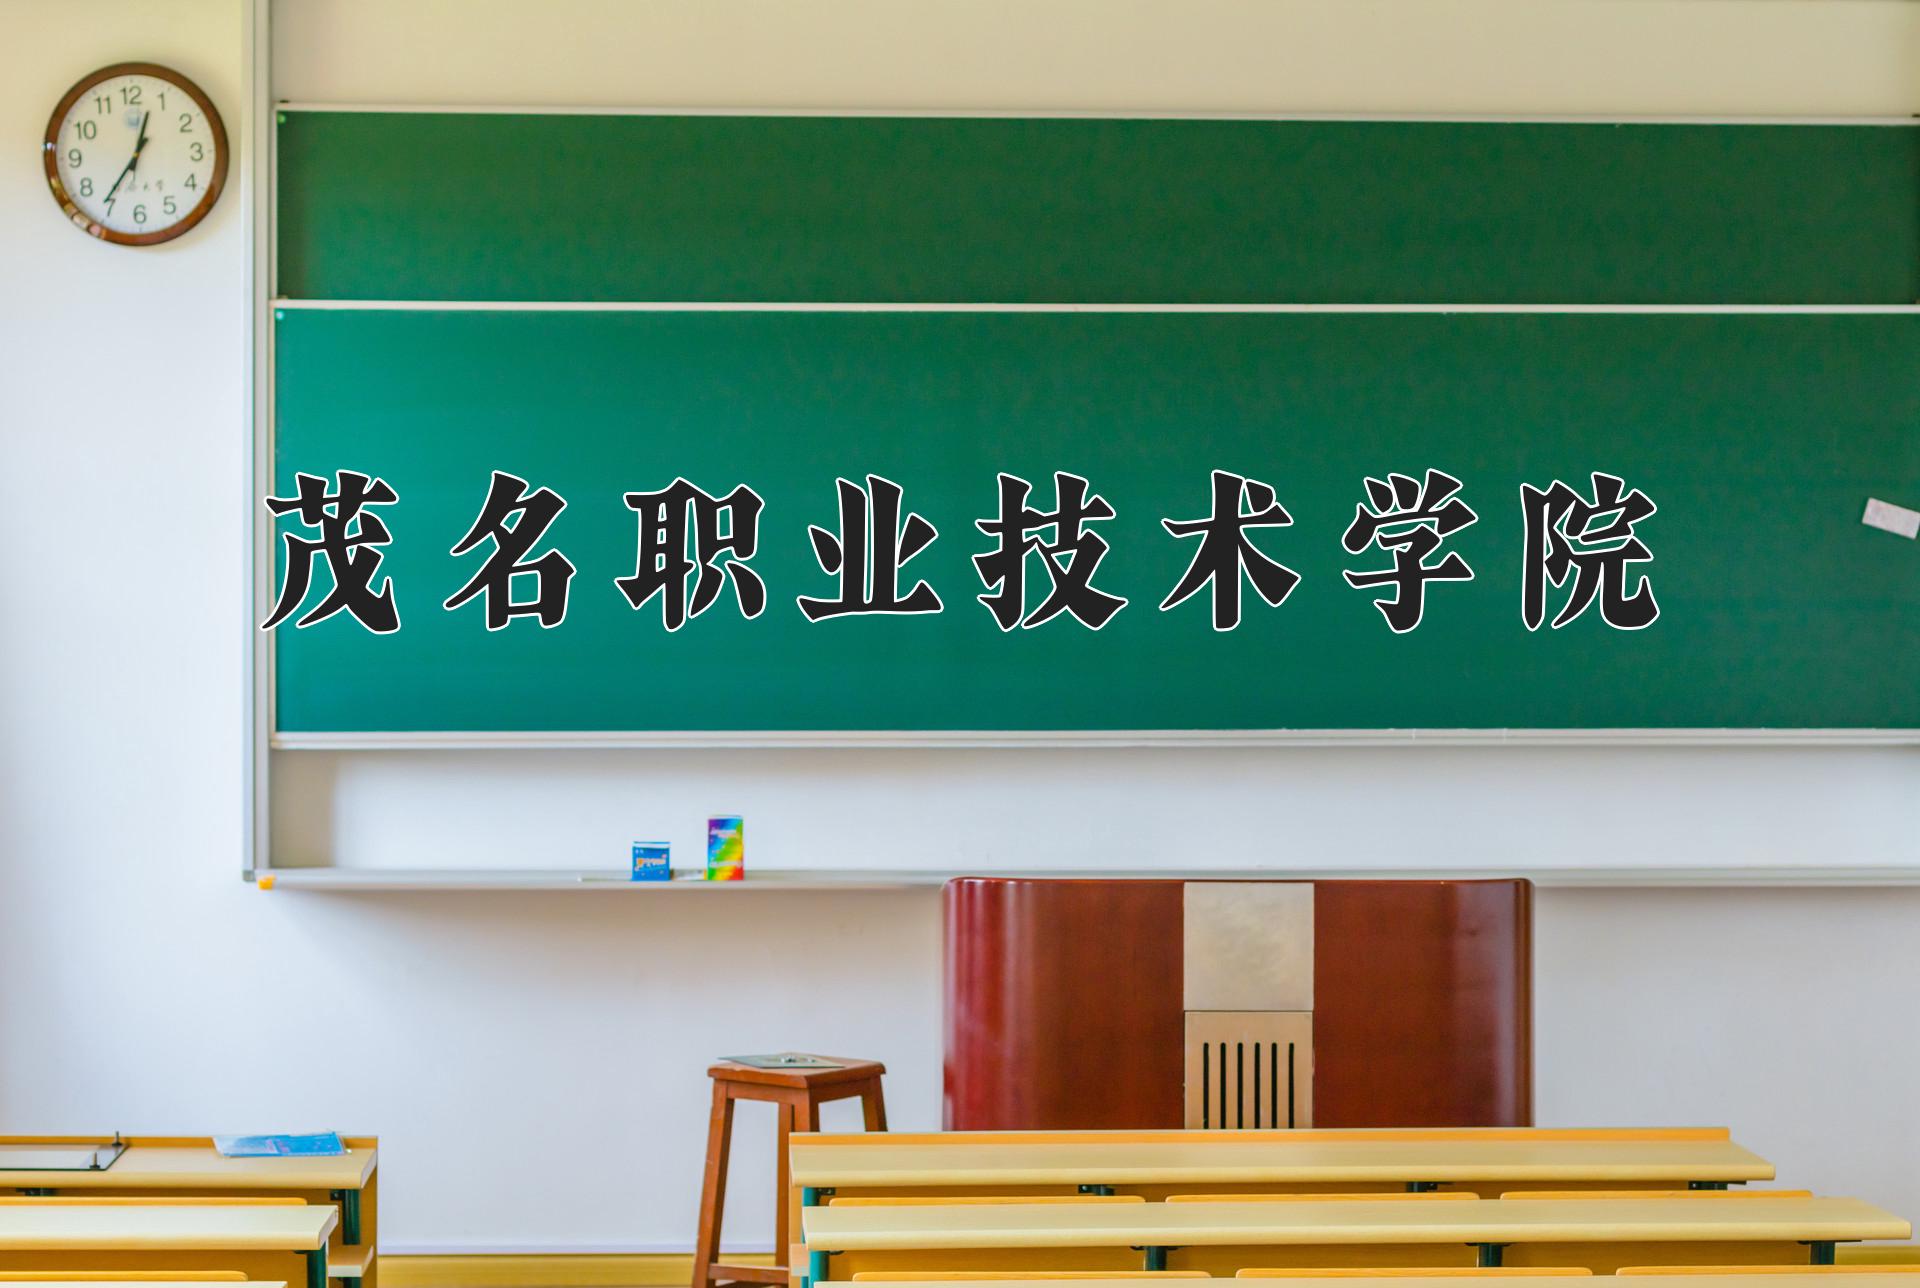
943 877 1532 1130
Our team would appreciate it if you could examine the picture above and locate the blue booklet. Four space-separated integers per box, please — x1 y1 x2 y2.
212 1132 345 1157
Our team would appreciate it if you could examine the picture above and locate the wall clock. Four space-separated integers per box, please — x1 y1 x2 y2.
43 62 228 246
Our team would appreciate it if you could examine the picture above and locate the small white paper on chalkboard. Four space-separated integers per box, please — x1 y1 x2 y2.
1862 498 1920 539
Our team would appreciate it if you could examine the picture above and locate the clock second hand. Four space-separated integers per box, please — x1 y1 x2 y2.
101 109 151 206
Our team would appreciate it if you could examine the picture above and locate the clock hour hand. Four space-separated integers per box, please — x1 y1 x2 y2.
102 111 150 205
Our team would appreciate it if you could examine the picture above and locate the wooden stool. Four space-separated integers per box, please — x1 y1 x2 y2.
693 1055 887 1288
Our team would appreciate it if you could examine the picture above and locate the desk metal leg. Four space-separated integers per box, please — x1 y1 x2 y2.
1143 1247 1169 1272
1688 1181 1729 1191
799 1188 833 1288
1808 1243 1837 1265
332 1189 363 1245
1079 1185 1115 1196
1407 1182 1440 1193
1474 1244 1507 1267
306 1248 329 1288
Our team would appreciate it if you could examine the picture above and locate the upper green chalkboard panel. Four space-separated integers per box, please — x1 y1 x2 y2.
276 112 1920 304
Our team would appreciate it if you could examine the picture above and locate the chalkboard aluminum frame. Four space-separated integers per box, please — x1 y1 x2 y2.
241 74 1920 879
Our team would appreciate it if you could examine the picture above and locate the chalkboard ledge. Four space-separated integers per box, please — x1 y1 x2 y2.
251 868 931 892
247 865 1920 891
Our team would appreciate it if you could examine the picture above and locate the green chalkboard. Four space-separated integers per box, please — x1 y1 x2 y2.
272 309 1920 732
276 113 1920 305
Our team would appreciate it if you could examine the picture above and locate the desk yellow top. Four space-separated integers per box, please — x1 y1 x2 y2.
824 1281 1920 1288
788 1140 1774 1189
800 1198 1910 1251
821 1281 1595 1288
0 1145 375 1192
0 1205 337 1251
819 1282 1592 1288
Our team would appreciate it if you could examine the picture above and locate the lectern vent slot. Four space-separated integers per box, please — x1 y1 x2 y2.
1184 1011 1312 1130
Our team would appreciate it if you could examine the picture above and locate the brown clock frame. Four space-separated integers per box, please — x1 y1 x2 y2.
43 61 229 247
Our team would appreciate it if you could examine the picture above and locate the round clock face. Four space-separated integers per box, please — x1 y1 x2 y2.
43 62 228 246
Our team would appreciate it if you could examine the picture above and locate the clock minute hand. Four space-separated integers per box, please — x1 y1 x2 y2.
102 111 150 205
101 157 135 205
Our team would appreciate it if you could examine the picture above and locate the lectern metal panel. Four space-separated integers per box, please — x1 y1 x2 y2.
1182 883 1314 1012
1183 1011 1314 1130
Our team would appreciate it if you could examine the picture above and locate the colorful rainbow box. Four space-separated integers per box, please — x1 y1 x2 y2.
706 815 744 880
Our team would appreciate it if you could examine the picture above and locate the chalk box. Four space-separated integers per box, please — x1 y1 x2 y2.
631 841 672 882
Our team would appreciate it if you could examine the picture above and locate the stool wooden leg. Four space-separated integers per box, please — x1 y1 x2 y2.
860 1078 887 1132
772 1098 794 1271
774 1093 821 1268
693 1080 736 1288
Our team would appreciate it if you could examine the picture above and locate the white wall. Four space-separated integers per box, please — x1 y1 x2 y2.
4 0 1920 1257
271 0 1920 117
272 745 1920 879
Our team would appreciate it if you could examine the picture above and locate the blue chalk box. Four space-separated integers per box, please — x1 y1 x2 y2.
631 842 672 881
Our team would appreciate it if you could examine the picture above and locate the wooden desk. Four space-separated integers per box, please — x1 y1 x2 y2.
799 1196 1910 1281
0 1205 335 1288
0 1139 376 1286
790 1130 1775 1233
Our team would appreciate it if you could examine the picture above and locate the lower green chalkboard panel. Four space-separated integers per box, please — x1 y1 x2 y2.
271 309 1920 732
